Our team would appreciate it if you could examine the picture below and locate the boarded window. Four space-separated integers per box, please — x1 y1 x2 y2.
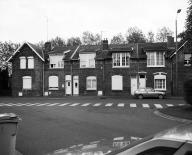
49 76 59 90
112 75 123 90
28 56 34 69
20 57 26 69
23 76 32 89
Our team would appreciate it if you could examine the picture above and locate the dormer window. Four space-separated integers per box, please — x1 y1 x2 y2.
49 55 64 69
79 53 96 68
20 57 26 69
28 56 34 69
147 52 165 67
112 52 130 68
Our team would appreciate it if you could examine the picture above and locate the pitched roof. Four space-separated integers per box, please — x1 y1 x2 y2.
7 42 44 62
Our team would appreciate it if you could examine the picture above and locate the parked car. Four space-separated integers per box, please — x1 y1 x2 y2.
134 88 165 99
49 123 192 155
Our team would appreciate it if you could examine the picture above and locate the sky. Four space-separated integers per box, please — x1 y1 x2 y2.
0 0 189 43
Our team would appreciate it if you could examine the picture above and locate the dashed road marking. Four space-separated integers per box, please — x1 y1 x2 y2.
47 103 60 106
15 103 26 106
142 104 150 108
130 103 137 108
69 103 80 107
166 104 174 107
58 103 70 106
93 103 101 107
179 104 185 106
81 103 90 107
154 104 163 109
105 103 113 107
117 103 124 107
36 103 50 106
26 103 40 106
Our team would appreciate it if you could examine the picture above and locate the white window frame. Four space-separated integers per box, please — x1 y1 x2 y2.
49 55 64 69
22 76 32 90
49 76 59 90
20 57 26 69
112 75 123 90
147 52 165 67
112 52 130 68
86 76 97 90
28 56 34 69
154 74 166 91
79 53 96 68
184 54 192 66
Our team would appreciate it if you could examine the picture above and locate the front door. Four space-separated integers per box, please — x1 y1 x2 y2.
73 76 79 95
139 75 146 88
65 75 72 95
131 76 138 95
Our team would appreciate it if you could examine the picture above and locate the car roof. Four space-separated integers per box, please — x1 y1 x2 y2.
154 123 192 142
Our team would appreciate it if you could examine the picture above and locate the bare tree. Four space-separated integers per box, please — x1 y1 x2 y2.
67 37 81 46
156 27 173 42
125 27 147 43
110 33 125 44
147 31 155 43
81 31 101 45
50 36 66 47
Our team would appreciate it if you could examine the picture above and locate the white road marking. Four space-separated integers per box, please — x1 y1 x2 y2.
142 104 150 108
26 103 40 106
130 103 137 108
81 103 90 107
105 103 113 107
154 104 163 109
36 103 50 106
179 104 185 106
113 137 124 141
47 103 60 106
15 103 26 106
69 103 80 107
166 104 174 107
58 103 70 106
117 103 124 107
93 103 101 107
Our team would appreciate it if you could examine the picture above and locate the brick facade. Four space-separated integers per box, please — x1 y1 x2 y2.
8 40 180 97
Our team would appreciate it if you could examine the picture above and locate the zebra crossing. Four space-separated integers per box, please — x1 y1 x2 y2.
0 102 181 109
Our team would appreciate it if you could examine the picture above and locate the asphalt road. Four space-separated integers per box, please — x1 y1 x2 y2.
0 97 186 155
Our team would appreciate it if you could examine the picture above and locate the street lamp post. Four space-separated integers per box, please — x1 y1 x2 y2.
175 9 181 96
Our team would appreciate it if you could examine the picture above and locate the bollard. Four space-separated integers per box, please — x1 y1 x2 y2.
0 113 21 155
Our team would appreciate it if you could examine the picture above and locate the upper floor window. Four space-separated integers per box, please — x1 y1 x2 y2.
28 56 34 69
20 57 26 69
112 52 130 67
147 52 165 67
49 76 59 90
112 75 123 90
23 76 32 89
49 55 64 69
79 53 96 68
184 54 192 66
86 76 97 90
154 74 166 91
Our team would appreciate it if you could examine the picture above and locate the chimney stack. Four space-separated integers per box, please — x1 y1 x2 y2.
44 42 52 52
167 36 175 49
102 39 108 50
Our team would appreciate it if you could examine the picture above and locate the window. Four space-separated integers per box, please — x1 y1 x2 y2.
184 54 192 66
49 55 64 69
80 53 96 68
86 76 97 90
28 56 34 69
23 76 32 89
49 76 59 90
154 74 166 90
112 53 130 67
20 57 26 69
147 52 165 67
112 75 123 90
137 146 177 155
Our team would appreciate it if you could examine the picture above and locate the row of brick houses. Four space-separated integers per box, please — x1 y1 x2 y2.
7 37 192 97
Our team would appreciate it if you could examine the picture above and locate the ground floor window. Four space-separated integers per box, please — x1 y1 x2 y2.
86 76 97 90
154 74 166 90
23 76 32 89
49 76 59 90
112 75 123 90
